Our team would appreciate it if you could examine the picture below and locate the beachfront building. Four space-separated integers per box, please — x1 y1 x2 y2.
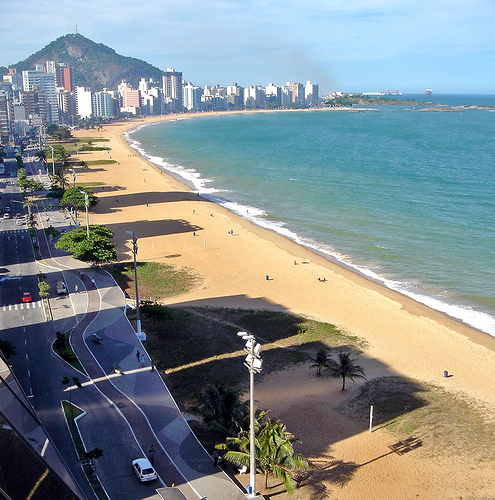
162 68 183 113
305 81 319 106
265 83 282 106
290 82 305 105
244 85 266 108
226 83 244 108
75 86 93 119
94 89 117 118
182 81 201 111
22 67 59 123
281 84 293 106
57 89 77 124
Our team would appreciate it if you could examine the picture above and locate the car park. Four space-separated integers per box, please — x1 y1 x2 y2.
131 458 157 482
22 292 32 303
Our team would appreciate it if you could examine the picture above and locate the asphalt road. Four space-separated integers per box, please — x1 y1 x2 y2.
0 164 247 500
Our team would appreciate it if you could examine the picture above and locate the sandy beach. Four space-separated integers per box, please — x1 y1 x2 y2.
72 114 495 498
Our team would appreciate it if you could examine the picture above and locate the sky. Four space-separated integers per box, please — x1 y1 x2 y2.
1 0 495 95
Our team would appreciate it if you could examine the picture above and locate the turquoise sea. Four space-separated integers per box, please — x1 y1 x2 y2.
127 95 495 337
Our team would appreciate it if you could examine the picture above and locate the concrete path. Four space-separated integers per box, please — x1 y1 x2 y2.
38 203 248 499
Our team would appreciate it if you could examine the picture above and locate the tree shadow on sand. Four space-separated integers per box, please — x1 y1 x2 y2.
294 437 423 499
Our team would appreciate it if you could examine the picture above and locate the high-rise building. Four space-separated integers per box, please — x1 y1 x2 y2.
93 90 117 118
265 83 281 105
19 90 49 124
162 68 183 113
182 81 201 111
0 89 13 144
226 83 244 108
75 86 93 119
22 68 59 123
305 81 319 106
291 82 305 105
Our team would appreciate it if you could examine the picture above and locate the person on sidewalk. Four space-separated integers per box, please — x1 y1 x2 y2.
136 350 141 363
148 445 155 465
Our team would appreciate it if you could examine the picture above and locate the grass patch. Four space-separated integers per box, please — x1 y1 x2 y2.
84 160 118 166
105 261 201 301
76 137 110 143
53 332 85 374
78 145 111 152
136 306 362 410
62 402 85 459
78 182 106 187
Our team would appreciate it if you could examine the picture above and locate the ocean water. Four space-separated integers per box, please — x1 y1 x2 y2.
127 96 495 337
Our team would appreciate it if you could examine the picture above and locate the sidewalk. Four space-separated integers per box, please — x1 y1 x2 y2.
42 205 248 499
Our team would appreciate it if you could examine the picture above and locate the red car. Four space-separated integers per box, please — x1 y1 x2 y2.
22 292 32 303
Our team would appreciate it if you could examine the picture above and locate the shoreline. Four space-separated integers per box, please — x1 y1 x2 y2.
75 112 495 410
126 111 495 343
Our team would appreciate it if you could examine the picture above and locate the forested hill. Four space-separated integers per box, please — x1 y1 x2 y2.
4 33 164 91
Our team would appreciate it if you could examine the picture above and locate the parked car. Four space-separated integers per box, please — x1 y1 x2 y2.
22 292 32 303
131 458 157 482
56 280 67 295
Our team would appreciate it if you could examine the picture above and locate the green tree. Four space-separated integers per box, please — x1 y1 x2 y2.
51 170 68 191
51 144 70 168
220 415 310 494
55 225 117 266
327 351 366 391
140 300 173 326
35 148 47 165
38 280 50 299
61 187 99 211
199 384 248 436
310 348 330 377
0 340 17 359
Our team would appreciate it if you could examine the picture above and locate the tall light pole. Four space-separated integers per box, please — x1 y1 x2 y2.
237 331 262 498
70 169 77 226
80 190 89 238
126 231 142 339
49 145 55 176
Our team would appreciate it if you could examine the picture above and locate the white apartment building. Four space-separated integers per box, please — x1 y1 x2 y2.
244 85 266 108
75 86 93 119
305 81 319 106
182 81 201 111
265 83 281 105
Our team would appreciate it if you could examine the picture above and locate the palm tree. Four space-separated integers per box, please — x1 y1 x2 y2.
220 416 310 494
199 383 248 436
327 351 366 391
310 348 330 376
51 170 68 191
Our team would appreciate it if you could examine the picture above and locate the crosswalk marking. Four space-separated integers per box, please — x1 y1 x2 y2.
2 301 42 311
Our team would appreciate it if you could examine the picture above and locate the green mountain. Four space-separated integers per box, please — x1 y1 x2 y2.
6 33 164 91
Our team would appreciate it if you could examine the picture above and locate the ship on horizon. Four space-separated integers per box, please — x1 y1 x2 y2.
425 88 434 95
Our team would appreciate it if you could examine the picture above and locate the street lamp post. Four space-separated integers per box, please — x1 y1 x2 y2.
237 331 262 497
49 146 55 176
126 231 142 339
70 169 77 226
80 191 89 238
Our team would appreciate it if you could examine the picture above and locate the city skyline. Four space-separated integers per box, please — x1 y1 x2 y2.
1 0 495 95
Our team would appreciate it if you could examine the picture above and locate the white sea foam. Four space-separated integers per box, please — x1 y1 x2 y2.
125 127 495 338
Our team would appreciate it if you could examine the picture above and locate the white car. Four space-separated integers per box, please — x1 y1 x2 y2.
131 458 157 482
